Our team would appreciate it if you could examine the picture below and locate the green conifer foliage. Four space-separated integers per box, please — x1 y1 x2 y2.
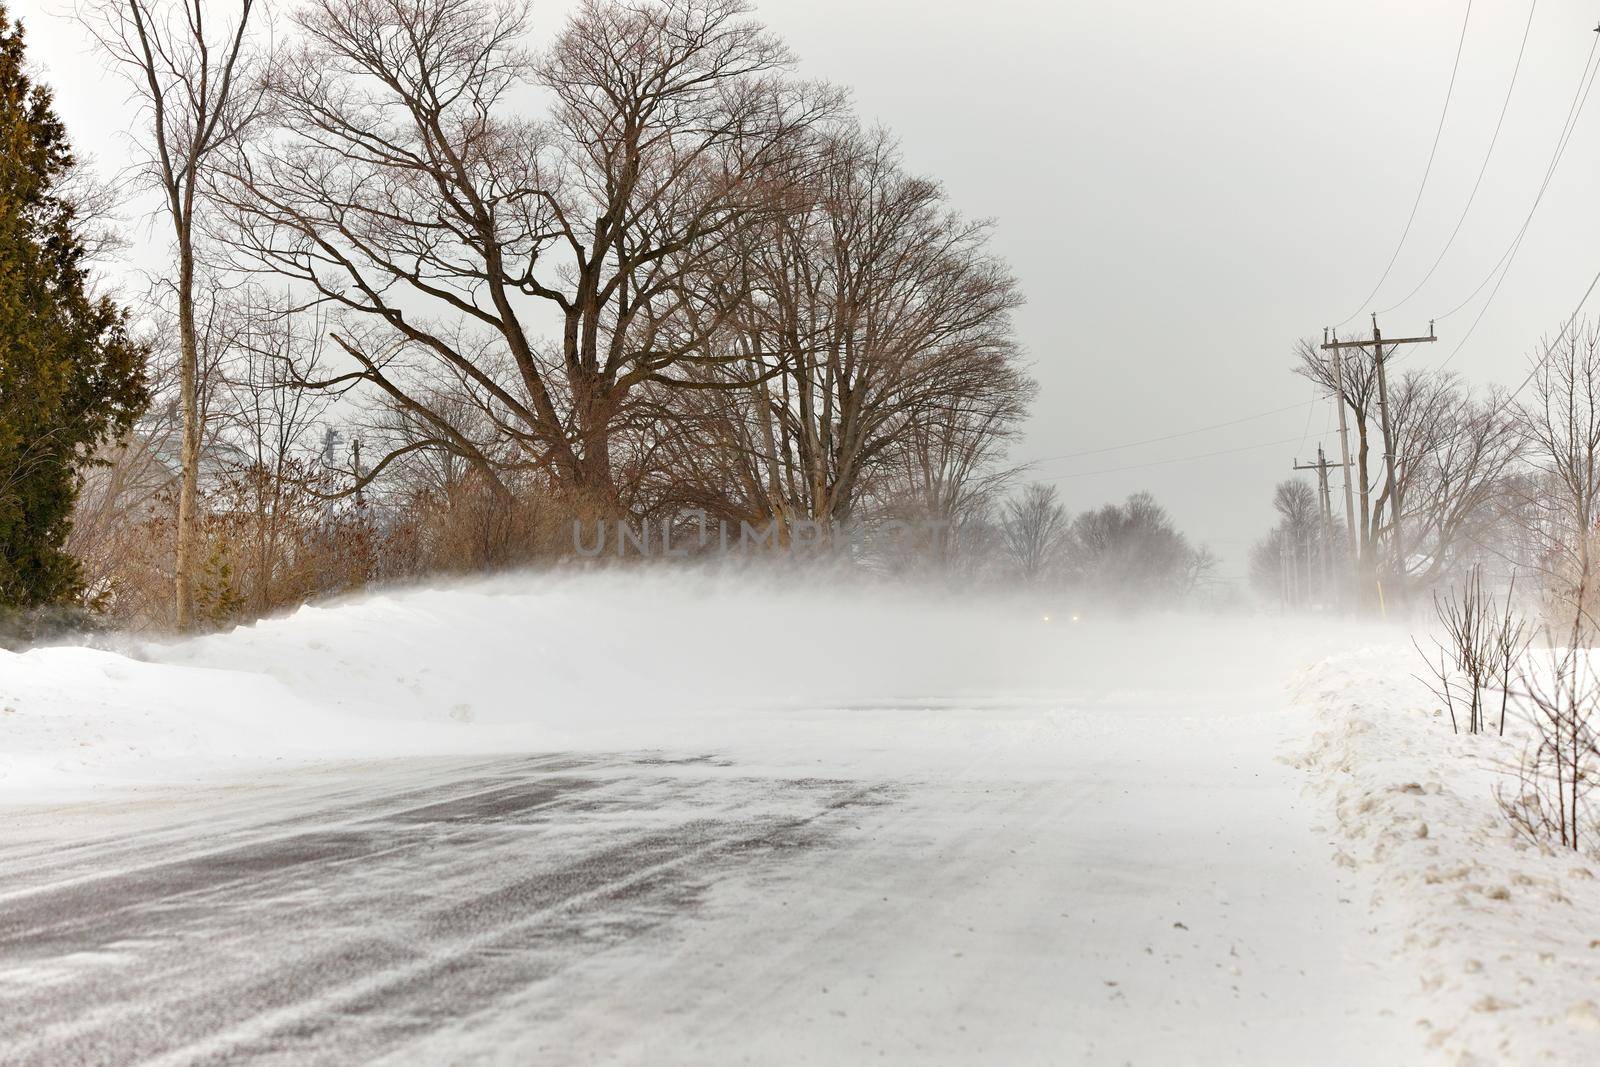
0 3 146 608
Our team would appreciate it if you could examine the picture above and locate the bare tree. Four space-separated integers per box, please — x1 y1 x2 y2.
81 0 268 631
1249 478 1332 608
1397 383 1523 586
1063 491 1208 609
1002 483 1066 584
1297 337 1380 598
210 291 341 616
1297 338 1521 606
218 0 837 514
1516 321 1600 632
720 125 1027 532
68 288 232 625
874 351 1032 567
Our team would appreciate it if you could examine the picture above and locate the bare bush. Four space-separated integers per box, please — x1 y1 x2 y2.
384 474 580 576
1499 640 1600 850
1412 566 1529 735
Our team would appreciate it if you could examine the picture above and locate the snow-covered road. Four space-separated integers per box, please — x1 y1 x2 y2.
3 575 1474 1063
0 688 1414 1064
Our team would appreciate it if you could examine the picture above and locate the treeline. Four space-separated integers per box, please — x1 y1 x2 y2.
0 0 1053 632
999 485 1218 608
0 0 1228 636
1251 322 1600 623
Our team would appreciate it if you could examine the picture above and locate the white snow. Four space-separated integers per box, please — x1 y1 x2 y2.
1292 646 1600 1064
3 570 1598 1061
0 568 1351 793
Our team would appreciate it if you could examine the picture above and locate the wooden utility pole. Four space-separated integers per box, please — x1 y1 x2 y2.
1320 318 1436 608
1324 328 1358 558
1294 445 1337 603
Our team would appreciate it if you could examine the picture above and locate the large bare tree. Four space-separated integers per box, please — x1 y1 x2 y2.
218 0 836 513
81 0 267 630
1392 377 1522 586
716 126 1027 531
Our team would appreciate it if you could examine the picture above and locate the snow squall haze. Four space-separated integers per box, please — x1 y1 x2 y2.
2 568 1369 792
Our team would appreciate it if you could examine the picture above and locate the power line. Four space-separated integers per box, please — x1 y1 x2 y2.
1044 434 1318 481
1500 266 1600 404
1332 0 1475 329
1377 0 1538 317
1429 41 1600 373
1375 32 1600 375
1435 32 1600 323
1034 262 1594 488
1390 264 1600 458
1026 399 1319 466
1295 386 1319 454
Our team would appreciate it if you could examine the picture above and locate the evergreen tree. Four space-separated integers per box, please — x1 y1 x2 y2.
0 3 146 609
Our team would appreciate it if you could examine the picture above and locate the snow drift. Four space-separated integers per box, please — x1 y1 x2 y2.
1292 648 1600 1064
1 567 1349 796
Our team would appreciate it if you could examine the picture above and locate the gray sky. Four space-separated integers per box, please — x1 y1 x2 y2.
21 0 1600 573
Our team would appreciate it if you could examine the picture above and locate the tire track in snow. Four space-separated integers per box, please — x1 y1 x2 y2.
0 754 602 899
0 756 890 1066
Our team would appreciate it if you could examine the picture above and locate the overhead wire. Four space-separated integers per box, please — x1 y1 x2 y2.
1424 31 1600 372
1381 265 1600 459
1496 266 1600 405
1038 9 1589 498
1373 31 1600 374
1069 260 1596 491
1331 0 1475 328
1376 0 1538 318
1025 398 1318 465
1294 386 1319 455
1437 34 1600 323
1043 435 1315 481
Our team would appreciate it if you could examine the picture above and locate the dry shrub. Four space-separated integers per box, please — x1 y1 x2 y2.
1499 642 1600 851
1413 567 1531 736
71 456 378 631
380 472 592 578
1496 548 1600 851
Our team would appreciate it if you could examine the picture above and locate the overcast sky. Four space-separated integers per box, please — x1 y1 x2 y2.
20 0 1600 574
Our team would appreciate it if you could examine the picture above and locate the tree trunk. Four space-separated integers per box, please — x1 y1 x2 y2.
571 375 620 515
175 238 199 632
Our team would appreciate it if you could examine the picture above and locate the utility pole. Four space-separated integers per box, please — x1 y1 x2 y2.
1325 328 1358 558
1294 445 1337 605
1280 536 1297 611
1320 318 1436 610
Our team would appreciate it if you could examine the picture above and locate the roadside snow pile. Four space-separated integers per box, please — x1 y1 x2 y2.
2 568 1338 797
0 641 459 796
1292 647 1600 1065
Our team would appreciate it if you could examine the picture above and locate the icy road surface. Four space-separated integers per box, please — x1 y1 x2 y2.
0 711 1412 1064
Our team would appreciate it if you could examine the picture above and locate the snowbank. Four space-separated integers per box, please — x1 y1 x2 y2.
2 567 1340 797
1292 648 1600 1064
11 568 1600 1059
